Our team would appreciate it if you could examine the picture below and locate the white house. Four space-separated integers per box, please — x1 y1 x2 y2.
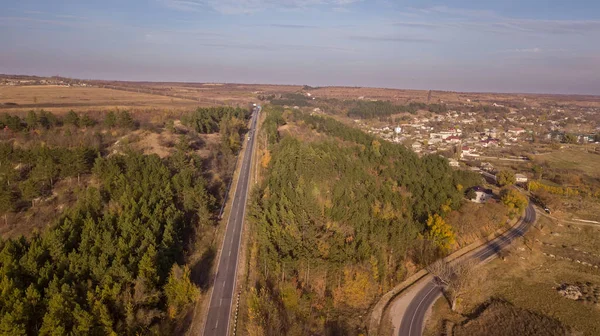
470 186 493 203
446 135 462 144
515 174 528 183
508 127 526 135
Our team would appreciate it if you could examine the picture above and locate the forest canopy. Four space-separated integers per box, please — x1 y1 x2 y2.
245 108 482 335
0 151 213 335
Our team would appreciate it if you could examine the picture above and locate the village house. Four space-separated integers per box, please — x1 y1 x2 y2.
470 186 494 203
515 174 528 184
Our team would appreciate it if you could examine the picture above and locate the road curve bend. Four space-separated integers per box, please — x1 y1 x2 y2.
398 203 537 336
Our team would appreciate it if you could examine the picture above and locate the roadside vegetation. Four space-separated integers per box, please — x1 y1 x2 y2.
0 106 251 334
425 214 600 336
241 105 514 335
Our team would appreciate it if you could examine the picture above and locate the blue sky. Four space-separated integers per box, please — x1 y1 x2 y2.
1 0 599 94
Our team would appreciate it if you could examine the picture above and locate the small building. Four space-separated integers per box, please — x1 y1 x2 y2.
470 186 493 203
446 135 461 144
448 158 459 167
515 174 528 183
480 138 500 147
481 162 495 172
508 127 526 135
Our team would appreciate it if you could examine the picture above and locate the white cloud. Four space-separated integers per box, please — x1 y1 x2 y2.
501 47 543 53
403 6 600 36
161 0 362 14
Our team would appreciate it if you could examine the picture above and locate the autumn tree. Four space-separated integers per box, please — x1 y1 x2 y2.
500 188 528 218
426 214 456 251
164 265 200 318
261 150 272 168
333 267 377 309
427 259 477 312
532 165 543 180
496 170 516 187
563 133 578 144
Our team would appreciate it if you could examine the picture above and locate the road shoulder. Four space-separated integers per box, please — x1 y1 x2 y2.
371 212 525 335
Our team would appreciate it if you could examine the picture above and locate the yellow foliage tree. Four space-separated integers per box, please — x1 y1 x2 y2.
261 150 272 168
371 140 381 157
333 267 376 309
164 265 200 319
500 189 528 218
246 288 266 336
528 181 584 197
440 199 452 214
426 214 456 251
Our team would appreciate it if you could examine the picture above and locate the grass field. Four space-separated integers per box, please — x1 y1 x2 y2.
0 85 200 113
425 214 600 336
535 147 600 179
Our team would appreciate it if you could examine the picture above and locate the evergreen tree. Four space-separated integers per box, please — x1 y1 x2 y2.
80 115 97 127
64 110 80 127
25 111 38 130
104 111 117 128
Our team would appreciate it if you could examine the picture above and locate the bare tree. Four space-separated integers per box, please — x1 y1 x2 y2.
427 259 477 312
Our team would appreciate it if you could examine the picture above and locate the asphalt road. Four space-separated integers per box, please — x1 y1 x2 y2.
202 106 260 336
399 203 537 336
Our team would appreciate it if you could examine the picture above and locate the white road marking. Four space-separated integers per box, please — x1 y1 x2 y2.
409 284 438 336
203 109 260 336
215 319 219 329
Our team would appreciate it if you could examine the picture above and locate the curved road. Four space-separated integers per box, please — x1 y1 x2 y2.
399 203 537 336
202 106 260 336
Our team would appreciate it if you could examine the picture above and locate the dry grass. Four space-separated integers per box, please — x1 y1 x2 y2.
534 147 600 179
425 214 600 336
0 85 199 113
453 300 569 336
0 177 85 238
3 82 600 118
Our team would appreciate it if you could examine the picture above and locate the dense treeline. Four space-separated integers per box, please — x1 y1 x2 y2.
0 143 98 212
181 107 250 153
262 105 285 144
0 105 253 334
471 105 510 114
347 101 428 119
295 111 481 220
0 110 136 132
180 107 248 134
0 151 211 334
270 93 313 107
265 94 453 120
246 109 481 335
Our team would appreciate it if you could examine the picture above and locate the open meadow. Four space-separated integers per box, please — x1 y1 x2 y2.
534 146 600 179
0 85 202 113
425 214 600 336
